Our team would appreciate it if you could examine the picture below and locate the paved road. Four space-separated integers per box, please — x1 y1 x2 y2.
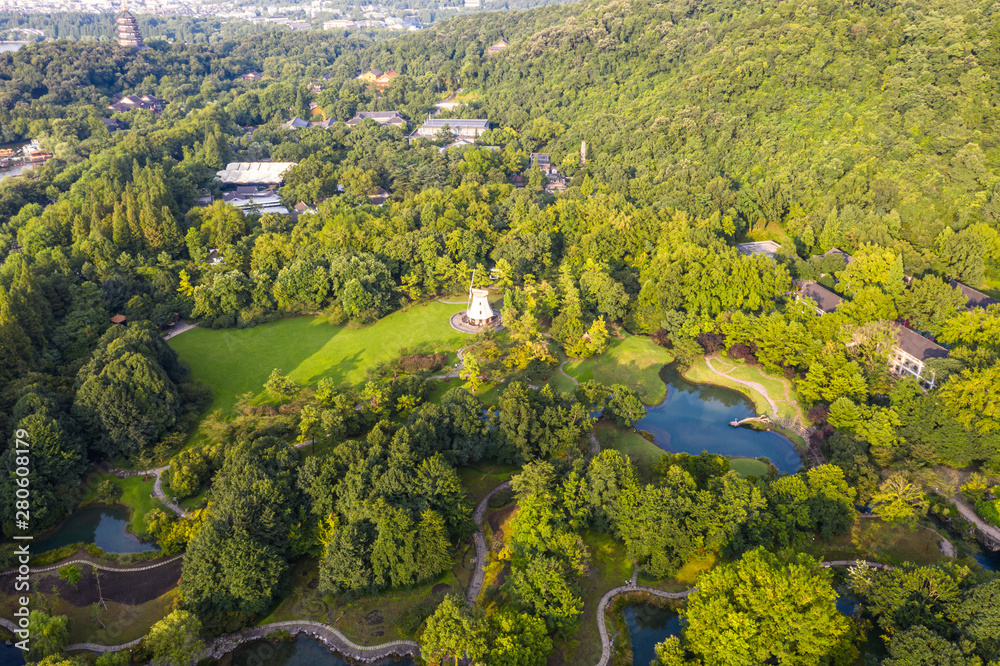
953 496 1000 548
163 319 198 340
467 480 512 605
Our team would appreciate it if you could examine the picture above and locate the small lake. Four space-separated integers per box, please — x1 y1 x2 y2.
34 506 158 555
0 42 26 53
625 604 681 666
223 636 415 666
0 646 26 666
637 365 802 474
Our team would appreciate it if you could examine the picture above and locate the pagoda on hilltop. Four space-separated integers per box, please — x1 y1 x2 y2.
115 4 144 49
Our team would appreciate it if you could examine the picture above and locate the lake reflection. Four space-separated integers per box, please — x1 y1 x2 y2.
34 506 158 554
637 365 802 474
625 604 681 666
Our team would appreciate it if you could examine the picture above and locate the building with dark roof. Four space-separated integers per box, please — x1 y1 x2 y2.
487 39 509 54
345 111 407 128
412 118 490 140
241 71 264 82
889 323 949 389
797 281 843 315
951 280 998 310
115 4 143 49
107 94 161 114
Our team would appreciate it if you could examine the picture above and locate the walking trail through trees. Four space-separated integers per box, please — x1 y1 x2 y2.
0 475 903 663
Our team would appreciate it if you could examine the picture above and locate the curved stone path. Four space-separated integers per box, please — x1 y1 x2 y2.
594 559 893 666
204 621 418 662
558 360 578 386
0 554 184 577
467 480 512 605
100 463 183 517
952 496 1000 550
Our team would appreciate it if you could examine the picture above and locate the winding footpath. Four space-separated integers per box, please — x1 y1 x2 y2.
467 480 512 605
100 463 184 517
203 621 418 662
594 559 894 666
705 357 780 415
952 496 1000 549
0 554 183 577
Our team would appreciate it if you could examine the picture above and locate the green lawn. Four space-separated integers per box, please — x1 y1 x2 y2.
556 530 635 665
265 556 472 644
80 471 165 537
169 301 468 414
729 457 772 478
458 463 518 505
594 421 665 482
564 335 673 405
798 518 948 567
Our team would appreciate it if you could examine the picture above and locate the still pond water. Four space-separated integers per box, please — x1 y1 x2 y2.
34 505 158 554
637 365 802 474
224 636 415 666
625 604 682 666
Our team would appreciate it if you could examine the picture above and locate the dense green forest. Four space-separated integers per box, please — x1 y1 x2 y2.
1 0 999 662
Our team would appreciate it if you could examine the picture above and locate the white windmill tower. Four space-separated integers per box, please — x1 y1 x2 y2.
464 269 495 328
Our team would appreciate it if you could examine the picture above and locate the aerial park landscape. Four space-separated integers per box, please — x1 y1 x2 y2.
2 0 1000 664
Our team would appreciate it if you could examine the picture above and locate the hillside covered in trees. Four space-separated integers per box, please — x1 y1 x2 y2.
1 0 999 663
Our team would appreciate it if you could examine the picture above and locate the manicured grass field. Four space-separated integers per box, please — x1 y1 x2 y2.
169 301 468 414
80 471 165 537
564 335 673 405
729 457 772 478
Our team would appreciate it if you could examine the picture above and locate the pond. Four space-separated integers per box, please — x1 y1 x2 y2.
34 506 158 555
0 645 25 666
637 365 802 474
0 42 26 53
625 604 681 666
222 636 416 666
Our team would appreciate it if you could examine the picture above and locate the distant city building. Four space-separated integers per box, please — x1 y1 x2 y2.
221 188 289 215
465 0 481 7
412 118 490 140
736 240 781 259
115 3 144 49
487 39 508 54
345 111 407 128
357 69 383 83
324 19 358 29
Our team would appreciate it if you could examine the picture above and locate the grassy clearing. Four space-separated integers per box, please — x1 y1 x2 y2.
729 458 772 478
458 463 518 505
169 301 467 414
555 530 634 665
565 335 673 405
594 421 664 482
675 552 717 585
265 556 472 644
799 518 947 567
683 356 772 415
80 471 164 537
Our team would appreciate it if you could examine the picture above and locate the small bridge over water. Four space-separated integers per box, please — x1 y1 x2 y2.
729 415 773 428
